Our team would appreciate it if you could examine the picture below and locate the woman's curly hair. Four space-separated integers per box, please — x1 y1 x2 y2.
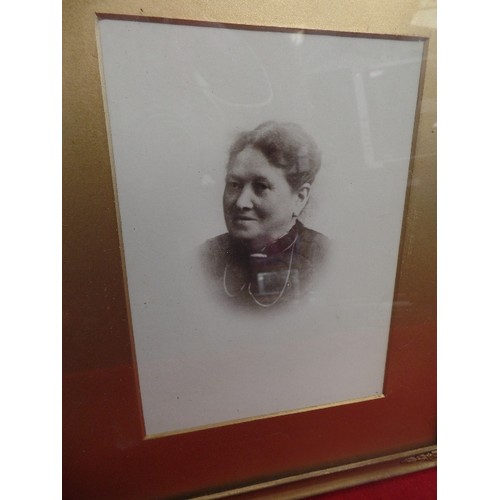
227 121 322 191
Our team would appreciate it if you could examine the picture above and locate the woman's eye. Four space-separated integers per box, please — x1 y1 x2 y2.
254 182 269 193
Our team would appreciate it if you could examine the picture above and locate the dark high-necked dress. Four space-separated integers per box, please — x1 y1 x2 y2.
200 221 330 310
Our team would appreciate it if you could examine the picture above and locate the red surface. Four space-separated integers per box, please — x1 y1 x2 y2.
63 310 436 500
310 468 436 499
63 363 436 499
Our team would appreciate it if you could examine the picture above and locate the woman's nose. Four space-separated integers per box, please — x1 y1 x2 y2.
235 185 253 209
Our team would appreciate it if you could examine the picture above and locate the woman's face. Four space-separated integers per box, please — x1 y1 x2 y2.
223 146 308 250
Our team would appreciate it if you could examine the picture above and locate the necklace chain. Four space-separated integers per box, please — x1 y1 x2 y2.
222 264 246 297
223 235 297 307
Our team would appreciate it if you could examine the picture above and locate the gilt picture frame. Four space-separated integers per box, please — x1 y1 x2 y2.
63 1 436 498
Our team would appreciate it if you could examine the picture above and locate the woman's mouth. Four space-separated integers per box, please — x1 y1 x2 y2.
233 215 257 222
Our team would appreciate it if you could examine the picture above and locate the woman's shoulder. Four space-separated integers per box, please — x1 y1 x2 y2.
293 222 331 294
199 233 231 277
201 233 231 253
296 222 330 256
298 223 330 244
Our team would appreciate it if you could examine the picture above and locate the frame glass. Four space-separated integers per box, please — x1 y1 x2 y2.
98 16 425 437
63 1 436 498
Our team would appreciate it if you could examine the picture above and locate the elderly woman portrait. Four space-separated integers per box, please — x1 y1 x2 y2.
201 121 330 309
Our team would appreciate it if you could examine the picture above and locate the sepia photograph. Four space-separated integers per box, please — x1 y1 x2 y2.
200 120 330 309
97 17 425 435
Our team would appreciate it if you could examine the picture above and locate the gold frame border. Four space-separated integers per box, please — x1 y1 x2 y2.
194 445 436 499
63 1 436 498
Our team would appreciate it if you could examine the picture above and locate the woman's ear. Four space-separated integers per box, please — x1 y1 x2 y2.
293 183 311 217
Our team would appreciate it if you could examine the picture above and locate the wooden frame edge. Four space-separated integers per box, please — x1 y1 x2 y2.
63 2 436 498
193 445 436 499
